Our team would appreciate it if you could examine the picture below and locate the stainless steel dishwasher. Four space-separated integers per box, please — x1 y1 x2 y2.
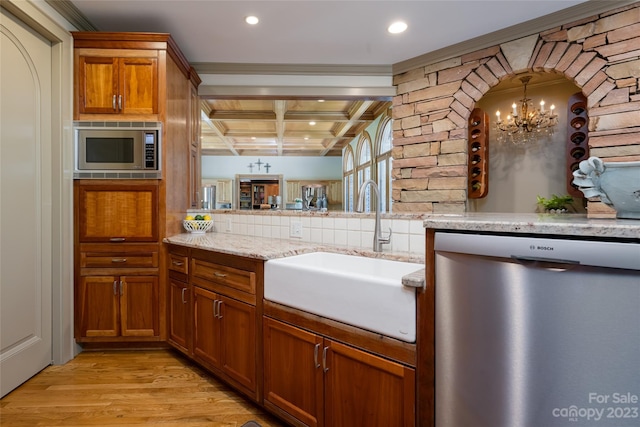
434 232 639 427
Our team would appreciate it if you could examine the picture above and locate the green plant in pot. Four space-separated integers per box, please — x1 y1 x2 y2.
537 194 573 213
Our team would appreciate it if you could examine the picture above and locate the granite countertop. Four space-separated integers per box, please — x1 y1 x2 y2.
423 213 640 239
164 232 425 264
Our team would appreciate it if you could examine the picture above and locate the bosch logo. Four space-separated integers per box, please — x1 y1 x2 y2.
530 245 554 251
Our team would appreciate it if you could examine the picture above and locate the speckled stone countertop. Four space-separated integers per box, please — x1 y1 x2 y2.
422 213 640 239
164 232 425 264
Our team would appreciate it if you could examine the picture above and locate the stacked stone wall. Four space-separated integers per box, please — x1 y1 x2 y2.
392 2 640 214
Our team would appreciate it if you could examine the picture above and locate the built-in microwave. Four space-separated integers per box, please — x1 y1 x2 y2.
74 122 162 179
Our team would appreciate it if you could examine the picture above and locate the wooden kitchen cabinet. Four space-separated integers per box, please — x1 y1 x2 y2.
186 249 261 401
77 274 159 338
193 286 256 394
168 278 191 354
286 180 302 204
76 54 158 117
264 317 324 427
327 180 342 205
264 317 415 427
168 245 191 355
75 181 159 243
72 32 201 348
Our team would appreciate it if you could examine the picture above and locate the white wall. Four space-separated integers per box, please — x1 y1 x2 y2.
471 78 586 213
202 155 342 180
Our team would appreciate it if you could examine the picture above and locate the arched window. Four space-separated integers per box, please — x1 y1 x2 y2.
356 133 373 211
374 114 393 212
343 146 355 211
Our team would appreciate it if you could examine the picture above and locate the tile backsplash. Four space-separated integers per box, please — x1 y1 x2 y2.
208 211 426 256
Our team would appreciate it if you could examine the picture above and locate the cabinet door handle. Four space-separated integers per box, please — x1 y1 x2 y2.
109 237 125 242
118 94 122 110
213 272 227 278
111 258 127 263
313 343 320 369
119 280 124 296
217 300 223 319
113 280 118 296
181 287 187 304
112 94 116 110
213 299 218 318
322 346 329 372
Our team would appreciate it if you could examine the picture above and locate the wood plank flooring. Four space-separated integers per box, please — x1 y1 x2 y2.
0 350 285 427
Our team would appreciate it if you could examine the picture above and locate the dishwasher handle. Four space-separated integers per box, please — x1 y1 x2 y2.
511 255 580 269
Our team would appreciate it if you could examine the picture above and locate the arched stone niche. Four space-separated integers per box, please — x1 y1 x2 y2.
392 2 640 216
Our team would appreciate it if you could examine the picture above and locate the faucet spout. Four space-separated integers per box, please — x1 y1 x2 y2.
356 179 392 252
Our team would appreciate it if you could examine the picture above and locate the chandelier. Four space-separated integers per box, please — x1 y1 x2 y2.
494 75 558 145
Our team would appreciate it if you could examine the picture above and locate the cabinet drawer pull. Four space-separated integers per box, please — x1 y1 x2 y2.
181 287 187 304
172 260 184 266
111 258 127 263
314 343 320 369
322 346 329 372
112 94 116 110
109 237 125 242
213 272 227 278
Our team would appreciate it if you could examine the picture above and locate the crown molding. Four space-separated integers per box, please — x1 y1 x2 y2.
44 0 97 31
198 85 396 99
192 62 392 76
392 0 639 75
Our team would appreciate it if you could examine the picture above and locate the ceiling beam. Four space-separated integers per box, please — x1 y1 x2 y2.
320 100 374 156
201 114 239 156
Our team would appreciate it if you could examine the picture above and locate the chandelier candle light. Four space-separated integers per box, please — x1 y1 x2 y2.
494 75 558 145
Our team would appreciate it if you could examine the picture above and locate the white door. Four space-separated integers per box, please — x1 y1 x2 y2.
0 7 53 397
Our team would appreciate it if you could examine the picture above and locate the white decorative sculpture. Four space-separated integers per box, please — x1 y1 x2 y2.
572 156 640 219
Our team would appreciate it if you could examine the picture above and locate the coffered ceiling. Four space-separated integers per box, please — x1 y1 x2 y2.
200 98 391 157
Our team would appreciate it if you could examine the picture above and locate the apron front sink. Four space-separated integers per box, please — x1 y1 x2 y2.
264 252 422 342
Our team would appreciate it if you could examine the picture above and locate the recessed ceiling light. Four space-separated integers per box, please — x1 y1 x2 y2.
304 137 309 140
317 99 325 102
245 15 259 25
309 121 316 126
251 136 256 140
388 21 407 34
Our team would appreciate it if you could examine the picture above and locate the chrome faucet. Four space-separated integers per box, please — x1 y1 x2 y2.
356 179 392 252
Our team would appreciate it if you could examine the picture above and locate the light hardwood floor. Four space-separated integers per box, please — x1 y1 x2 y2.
0 350 285 427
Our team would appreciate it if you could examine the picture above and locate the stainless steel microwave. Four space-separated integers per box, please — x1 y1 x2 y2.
74 122 162 179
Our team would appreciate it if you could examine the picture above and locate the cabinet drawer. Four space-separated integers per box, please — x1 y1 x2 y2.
192 258 255 296
81 251 158 268
168 254 189 275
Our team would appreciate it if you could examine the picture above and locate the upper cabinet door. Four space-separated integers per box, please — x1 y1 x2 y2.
76 54 158 117
119 57 158 115
77 56 119 114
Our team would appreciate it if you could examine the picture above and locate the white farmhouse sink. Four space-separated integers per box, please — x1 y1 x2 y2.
264 252 422 342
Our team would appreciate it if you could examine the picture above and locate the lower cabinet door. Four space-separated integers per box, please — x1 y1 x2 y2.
78 276 119 337
168 278 191 353
219 295 256 393
193 287 221 368
264 318 324 427
120 275 159 337
324 339 416 427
